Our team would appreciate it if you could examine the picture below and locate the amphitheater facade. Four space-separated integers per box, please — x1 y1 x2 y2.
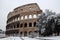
6 3 42 37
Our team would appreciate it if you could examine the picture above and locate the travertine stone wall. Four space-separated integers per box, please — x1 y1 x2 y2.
6 3 42 37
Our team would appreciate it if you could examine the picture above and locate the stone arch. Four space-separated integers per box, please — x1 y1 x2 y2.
17 23 19 28
20 23 23 28
25 15 28 19
24 23 27 27
21 16 23 20
29 22 32 27
33 14 37 18
20 32 23 36
29 15 32 19
29 31 32 35
34 22 36 27
18 17 20 20
24 31 27 36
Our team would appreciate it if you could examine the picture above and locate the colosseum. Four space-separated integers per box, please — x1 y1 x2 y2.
6 3 42 37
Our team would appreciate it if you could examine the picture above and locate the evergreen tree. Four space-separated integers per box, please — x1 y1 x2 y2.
37 10 56 36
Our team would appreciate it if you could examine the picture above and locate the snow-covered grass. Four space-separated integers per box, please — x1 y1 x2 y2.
0 36 60 40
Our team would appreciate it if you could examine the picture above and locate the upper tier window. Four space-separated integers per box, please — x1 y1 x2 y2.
33 14 37 18
25 15 28 19
15 18 17 21
21 16 23 20
29 15 32 19
18 17 20 20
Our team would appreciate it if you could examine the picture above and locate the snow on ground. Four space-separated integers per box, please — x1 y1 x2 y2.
0 36 39 40
36 36 60 40
0 36 60 40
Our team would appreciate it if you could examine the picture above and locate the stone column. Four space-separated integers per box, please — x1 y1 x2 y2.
32 22 33 27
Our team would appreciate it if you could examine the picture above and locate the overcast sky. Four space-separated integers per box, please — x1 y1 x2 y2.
0 0 60 31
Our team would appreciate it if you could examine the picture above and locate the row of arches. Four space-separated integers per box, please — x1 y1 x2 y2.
6 23 20 29
21 14 37 20
7 14 40 24
7 17 20 24
20 31 38 36
7 22 36 30
20 22 36 28
6 30 38 37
